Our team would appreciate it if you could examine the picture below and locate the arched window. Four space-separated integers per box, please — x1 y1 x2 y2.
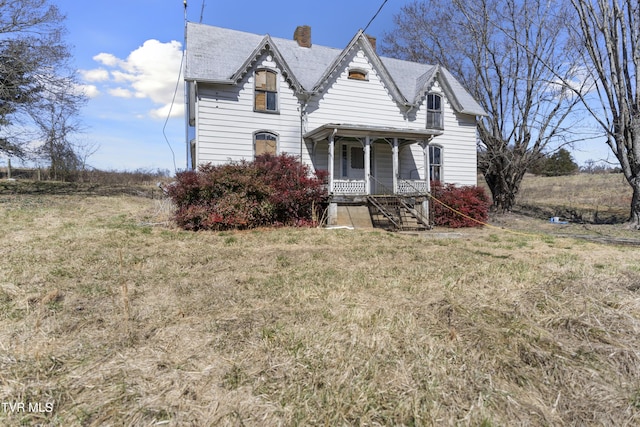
254 131 278 156
426 93 443 129
429 145 442 182
254 69 278 112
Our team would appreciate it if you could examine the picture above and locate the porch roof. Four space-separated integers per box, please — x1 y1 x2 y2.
303 123 443 142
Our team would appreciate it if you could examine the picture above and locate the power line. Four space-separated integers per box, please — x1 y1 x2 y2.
363 0 389 33
162 46 181 173
199 0 205 23
161 0 189 174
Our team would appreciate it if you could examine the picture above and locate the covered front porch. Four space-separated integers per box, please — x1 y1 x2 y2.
305 124 442 229
305 124 442 197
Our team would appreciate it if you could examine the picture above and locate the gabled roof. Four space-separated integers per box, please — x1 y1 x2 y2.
309 30 409 107
185 22 486 116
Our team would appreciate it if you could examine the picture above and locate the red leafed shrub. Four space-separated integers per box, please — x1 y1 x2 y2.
430 181 490 228
167 154 328 231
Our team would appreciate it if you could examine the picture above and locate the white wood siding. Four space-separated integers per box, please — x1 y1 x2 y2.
373 141 393 193
401 145 423 180
307 50 414 130
193 47 477 187
412 81 478 186
195 55 306 166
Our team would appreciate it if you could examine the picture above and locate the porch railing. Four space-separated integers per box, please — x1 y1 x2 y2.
333 179 366 195
398 179 429 194
332 178 429 195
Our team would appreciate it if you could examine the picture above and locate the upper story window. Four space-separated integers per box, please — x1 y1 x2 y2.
254 69 278 112
254 131 278 156
426 93 443 129
429 145 442 182
348 69 368 81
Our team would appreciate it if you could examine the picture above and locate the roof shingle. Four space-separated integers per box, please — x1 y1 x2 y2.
185 22 486 116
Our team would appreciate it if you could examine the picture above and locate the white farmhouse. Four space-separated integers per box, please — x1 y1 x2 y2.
184 23 486 229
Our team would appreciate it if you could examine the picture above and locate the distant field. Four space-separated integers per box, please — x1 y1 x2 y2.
1 181 639 425
516 173 631 223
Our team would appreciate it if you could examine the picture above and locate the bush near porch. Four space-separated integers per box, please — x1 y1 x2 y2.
430 181 490 228
167 154 328 231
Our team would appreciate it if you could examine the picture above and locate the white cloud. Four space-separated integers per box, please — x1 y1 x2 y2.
93 53 121 67
150 102 185 120
78 84 100 98
111 70 134 83
79 68 110 82
82 39 184 119
109 87 134 98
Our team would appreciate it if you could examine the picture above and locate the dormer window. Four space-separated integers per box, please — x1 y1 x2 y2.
255 69 278 112
426 93 443 129
348 69 368 81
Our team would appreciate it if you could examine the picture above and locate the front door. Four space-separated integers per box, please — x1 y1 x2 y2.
340 143 365 180
372 141 393 194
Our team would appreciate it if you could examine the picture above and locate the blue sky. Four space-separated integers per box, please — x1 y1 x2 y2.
24 0 615 173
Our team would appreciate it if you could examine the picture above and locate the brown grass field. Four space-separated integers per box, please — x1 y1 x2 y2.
1 174 639 426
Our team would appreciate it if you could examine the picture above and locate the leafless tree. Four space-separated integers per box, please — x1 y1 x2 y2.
383 0 582 211
568 0 640 225
30 80 87 181
0 0 85 163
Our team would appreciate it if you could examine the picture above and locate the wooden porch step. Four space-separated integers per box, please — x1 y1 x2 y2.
366 195 430 232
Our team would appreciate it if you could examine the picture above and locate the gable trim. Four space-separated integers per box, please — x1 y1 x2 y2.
414 65 487 117
310 31 411 109
230 35 308 97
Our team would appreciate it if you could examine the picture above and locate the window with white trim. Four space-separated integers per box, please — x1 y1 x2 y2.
254 69 278 112
429 145 442 182
254 131 277 156
426 93 443 129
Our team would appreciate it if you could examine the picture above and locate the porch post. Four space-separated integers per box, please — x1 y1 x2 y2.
328 132 335 193
424 136 433 192
364 136 371 195
422 139 431 192
392 138 399 194
422 139 431 225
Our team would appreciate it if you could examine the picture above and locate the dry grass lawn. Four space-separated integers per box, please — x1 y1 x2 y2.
1 179 640 426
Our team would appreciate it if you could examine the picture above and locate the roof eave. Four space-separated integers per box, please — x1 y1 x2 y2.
304 123 443 141
184 77 235 85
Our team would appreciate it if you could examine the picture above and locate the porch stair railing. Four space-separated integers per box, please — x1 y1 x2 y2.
367 176 431 231
367 195 401 230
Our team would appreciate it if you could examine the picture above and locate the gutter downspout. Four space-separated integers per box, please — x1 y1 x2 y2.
328 128 338 194
300 99 308 162
327 128 338 226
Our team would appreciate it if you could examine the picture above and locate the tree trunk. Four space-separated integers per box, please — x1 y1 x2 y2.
484 171 519 212
629 177 640 227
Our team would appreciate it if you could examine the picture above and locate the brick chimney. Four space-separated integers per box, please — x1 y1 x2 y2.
294 25 312 48
366 34 377 52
